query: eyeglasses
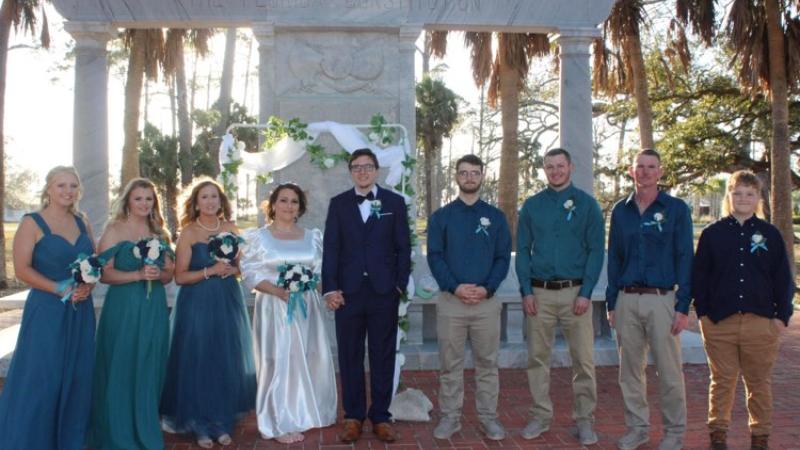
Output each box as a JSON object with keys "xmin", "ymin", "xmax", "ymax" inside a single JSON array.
[
  {"xmin": 350, "ymin": 164, "xmax": 376, "ymax": 173},
  {"xmin": 457, "ymin": 170, "xmax": 482, "ymax": 178}
]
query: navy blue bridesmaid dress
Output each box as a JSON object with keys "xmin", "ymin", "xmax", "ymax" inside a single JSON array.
[{"xmin": 0, "ymin": 212, "xmax": 96, "ymax": 450}]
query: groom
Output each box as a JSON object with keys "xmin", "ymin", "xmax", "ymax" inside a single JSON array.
[{"xmin": 322, "ymin": 148, "xmax": 412, "ymax": 443}]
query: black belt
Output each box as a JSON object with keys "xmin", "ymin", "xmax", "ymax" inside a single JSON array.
[
  {"xmin": 622, "ymin": 286, "xmax": 673, "ymax": 295},
  {"xmin": 531, "ymin": 279, "xmax": 582, "ymax": 290}
]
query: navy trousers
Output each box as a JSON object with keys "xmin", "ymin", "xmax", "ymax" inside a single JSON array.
[{"xmin": 335, "ymin": 281, "xmax": 399, "ymax": 424}]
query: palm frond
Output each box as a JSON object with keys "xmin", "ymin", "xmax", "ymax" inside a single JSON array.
[
  {"xmin": 188, "ymin": 29, "xmax": 214, "ymax": 57},
  {"xmin": 163, "ymin": 29, "xmax": 185, "ymax": 80},
  {"xmin": 525, "ymin": 33, "xmax": 550, "ymax": 59},
  {"xmin": 726, "ymin": 0, "xmax": 768, "ymax": 92},
  {"xmin": 606, "ymin": 0, "xmax": 644, "ymax": 48},
  {"xmin": 143, "ymin": 29, "xmax": 166, "ymax": 82},
  {"xmin": 676, "ymin": 0, "xmax": 716, "ymax": 45},
  {"xmin": 498, "ymin": 32, "xmax": 531, "ymax": 82},
  {"xmin": 487, "ymin": 56, "xmax": 501, "ymax": 108},
  {"xmin": 430, "ymin": 31, "xmax": 448, "ymax": 58},
  {"xmin": 785, "ymin": 14, "xmax": 800, "ymax": 91},
  {"xmin": 464, "ymin": 31, "xmax": 493, "ymax": 88},
  {"xmin": 39, "ymin": 6, "xmax": 50, "ymax": 49},
  {"xmin": 593, "ymin": 38, "xmax": 611, "ymax": 94}
]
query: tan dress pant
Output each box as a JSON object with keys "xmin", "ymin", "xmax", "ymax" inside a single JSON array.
[
  {"xmin": 699, "ymin": 313, "xmax": 781, "ymax": 436},
  {"xmin": 436, "ymin": 292, "xmax": 502, "ymax": 421},
  {"xmin": 615, "ymin": 291, "xmax": 686, "ymax": 437},
  {"xmin": 525, "ymin": 285, "xmax": 596, "ymax": 424}
]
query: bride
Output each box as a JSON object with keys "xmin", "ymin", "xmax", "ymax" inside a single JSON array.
[{"xmin": 240, "ymin": 182, "xmax": 337, "ymax": 444}]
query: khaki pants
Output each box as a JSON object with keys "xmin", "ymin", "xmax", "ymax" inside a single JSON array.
[
  {"xmin": 436, "ymin": 292, "xmax": 502, "ymax": 421},
  {"xmin": 699, "ymin": 313, "xmax": 781, "ymax": 436},
  {"xmin": 615, "ymin": 291, "xmax": 686, "ymax": 437},
  {"xmin": 526, "ymin": 285, "xmax": 596, "ymax": 424}
]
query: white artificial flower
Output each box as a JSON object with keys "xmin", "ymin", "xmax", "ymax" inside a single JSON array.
[
  {"xmin": 654, "ymin": 212, "xmax": 664, "ymax": 222},
  {"xmin": 146, "ymin": 241, "xmax": 160, "ymax": 261},
  {"xmin": 564, "ymin": 199, "xmax": 574, "ymax": 209},
  {"xmin": 220, "ymin": 244, "xmax": 233, "ymax": 255},
  {"xmin": 323, "ymin": 158, "xmax": 335, "ymax": 168},
  {"xmin": 752, "ymin": 233, "xmax": 764, "ymax": 243},
  {"xmin": 289, "ymin": 281, "xmax": 300, "ymax": 292},
  {"xmin": 480, "ymin": 217, "xmax": 491, "ymax": 227},
  {"xmin": 80, "ymin": 259, "xmax": 92, "ymax": 272},
  {"xmin": 300, "ymin": 274, "xmax": 309, "ymax": 282},
  {"xmin": 372, "ymin": 200, "xmax": 382, "ymax": 209},
  {"xmin": 132, "ymin": 246, "xmax": 141, "ymax": 259}
]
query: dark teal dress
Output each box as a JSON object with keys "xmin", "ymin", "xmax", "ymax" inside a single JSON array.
[
  {"xmin": 160, "ymin": 242, "xmax": 256, "ymax": 439},
  {"xmin": 89, "ymin": 240, "xmax": 170, "ymax": 450},
  {"xmin": 0, "ymin": 212, "xmax": 96, "ymax": 450}
]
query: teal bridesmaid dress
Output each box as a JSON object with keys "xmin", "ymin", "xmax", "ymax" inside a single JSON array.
[{"xmin": 89, "ymin": 240, "xmax": 170, "ymax": 450}]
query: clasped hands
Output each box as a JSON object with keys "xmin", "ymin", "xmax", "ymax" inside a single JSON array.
[{"xmin": 454, "ymin": 283, "xmax": 488, "ymax": 305}]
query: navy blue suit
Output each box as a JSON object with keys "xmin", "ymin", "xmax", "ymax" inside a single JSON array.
[{"xmin": 322, "ymin": 185, "xmax": 411, "ymax": 424}]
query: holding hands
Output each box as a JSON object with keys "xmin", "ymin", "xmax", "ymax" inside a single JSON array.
[{"xmin": 325, "ymin": 291, "xmax": 345, "ymax": 310}]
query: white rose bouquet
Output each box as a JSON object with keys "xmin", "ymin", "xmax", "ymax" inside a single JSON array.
[
  {"xmin": 207, "ymin": 232, "xmax": 245, "ymax": 264},
  {"xmin": 276, "ymin": 262, "xmax": 320, "ymax": 323},
  {"xmin": 132, "ymin": 237, "xmax": 175, "ymax": 298}
]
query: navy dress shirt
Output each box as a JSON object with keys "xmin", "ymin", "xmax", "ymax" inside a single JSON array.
[
  {"xmin": 606, "ymin": 191, "xmax": 694, "ymax": 313},
  {"xmin": 426, "ymin": 198, "xmax": 511, "ymax": 297},
  {"xmin": 692, "ymin": 215, "xmax": 794, "ymax": 325}
]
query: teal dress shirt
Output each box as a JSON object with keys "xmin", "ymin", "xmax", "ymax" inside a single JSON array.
[{"xmin": 515, "ymin": 183, "xmax": 605, "ymax": 299}]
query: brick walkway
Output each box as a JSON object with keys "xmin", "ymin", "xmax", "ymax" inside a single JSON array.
[{"xmin": 1, "ymin": 320, "xmax": 798, "ymax": 449}]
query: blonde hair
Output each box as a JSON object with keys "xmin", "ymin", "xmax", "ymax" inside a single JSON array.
[
  {"xmin": 721, "ymin": 170, "xmax": 765, "ymax": 218},
  {"xmin": 40, "ymin": 166, "xmax": 83, "ymax": 213},
  {"xmin": 179, "ymin": 177, "xmax": 233, "ymax": 230},
  {"xmin": 109, "ymin": 178, "xmax": 171, "ymax": 243}
]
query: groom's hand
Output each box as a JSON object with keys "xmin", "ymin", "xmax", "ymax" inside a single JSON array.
[{"xmin": 325, "ymin": 291, "xmax": 345, "ymax": 310}]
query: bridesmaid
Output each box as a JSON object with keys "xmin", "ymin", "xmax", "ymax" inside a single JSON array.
[
  {"xmin": 89, "ymin": 178, "xmax": 174, "ymax": 450},
  {"xmin": 240, "ymin": 183, "xmax": 337, "ymax": 444},
  {"xmin": 160, "ymin": 178, "xmax": 256, "ymax": 448},
  {"xmin": 0, "ymin": 166, "xmax": 96, "ymax": 449}
]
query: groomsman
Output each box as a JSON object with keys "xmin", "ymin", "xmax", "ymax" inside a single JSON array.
[
  {"xmin": 322, "ymin": 148, "xmax": 411, "ymax": 443},
  {"xmin": 606, "ymin": 148, "xmax": 692, "ymax": 450},
  {"xmin": 515, "ymin": 147, "xmax": 605, "ymax": 445},
  {"xmin": 427, "ymin": 154, "xmax": 511, "ymax": 441}
]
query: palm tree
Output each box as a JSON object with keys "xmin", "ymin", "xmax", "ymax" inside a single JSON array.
[
  {"xmin": 121, "ymin": 29, "xmax": 165, "ymax": 188},
  {"xmin": 0, "ymin": 0, "xmax": 51, "ymax": 288},
  {"xmin": 430, "ymin": 31, "xmax": 549, "ymax": 239},
  {"xmin": 164, "ymin": 29, "xmax": 212, "ymax": 187},
  {"xmin": 416, "ymin": 75, "xmax": 459, "ymax": 217},
  {"xmin": 722, "ymin": 0, "xmax": 799, "ymax": 266}
]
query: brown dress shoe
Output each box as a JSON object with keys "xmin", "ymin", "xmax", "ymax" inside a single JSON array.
[
  {"xmin": 709, "ymin": 430, "xmax": 727, "ymax": 450},
  {"xmin": 373, "ymin": 422, "xmax": 397, "ymax": 442},
  {"xmin": 339, "ymin": 419, "xmax": 362, "ymax": 443},
  {"xmin": 750, "ymin": 434, "xmax": 769, "ymax": 450}
]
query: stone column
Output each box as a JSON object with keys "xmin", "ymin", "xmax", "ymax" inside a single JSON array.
[
  {"xmin": 556, "ymin": 29, "xmax": 598, "ymax": 195},
  {"xmin": 252, "ymin": 23, "xmax": 276, "ymax": 226},
  {"xmin": 64, "ymin": 22, "xmax": 115, "ymax": 234}
]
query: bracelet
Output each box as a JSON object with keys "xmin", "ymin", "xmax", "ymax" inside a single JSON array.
[{"xmin": 203, "ymin": 267, "xmax": 209, "ymax": 280}]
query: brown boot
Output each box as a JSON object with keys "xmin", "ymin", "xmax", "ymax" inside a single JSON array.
[
  {"xmin": 339, "ymin": 419, "xmax": 362, "ymax": 443},
  {"xmin": 708, "ymin": 430, "xmax": 727, "ymax": 450},
  {"xmin": 750, "ymin": 434, "xmax": 769, "ymax": 450}
]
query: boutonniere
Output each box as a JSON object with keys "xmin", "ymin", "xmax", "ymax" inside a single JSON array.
[
  {"xmin": 475, "ymin": 217, "xmax": 491, "ymax": 236},
  {"xmin": 370, "ymin": 199, "xmax": 383, "ymax": 219},
  {"xmin": 643, "ymin": 211, "xmax": 666, "ymax": 232},
  {"xmin": 563, "ymin": 198, "xmax": 576, "ymax": 221},
  {"xmin": 750, "ymin": 231, "xmax": 767, "ymax": 253}
]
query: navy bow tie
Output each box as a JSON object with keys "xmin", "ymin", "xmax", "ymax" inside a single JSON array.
[{"xmin": 356, "ymin": 192, "xmax": 375, "ymax": 204}]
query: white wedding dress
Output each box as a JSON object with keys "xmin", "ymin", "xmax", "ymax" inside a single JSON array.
[{"xmin": 240, "ymin": 227, "xmax": 337, "ymax": 438}]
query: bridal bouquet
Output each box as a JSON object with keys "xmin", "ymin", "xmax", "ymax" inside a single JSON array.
[
  {"xmin": 276, "ymin": 262, "xmax": 319, "ymax": 323},
  {"xmin": 207, "ymin": 232, "xmax": 244, "ymax": 264},
  {"xmin": 132, "ymin": 237, "xmax": 174, "ymax": 298}
]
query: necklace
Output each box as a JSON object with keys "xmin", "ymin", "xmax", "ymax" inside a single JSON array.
[{"xmin": 196, "ymin": 217, "xmax": 221, "ymax": 232}]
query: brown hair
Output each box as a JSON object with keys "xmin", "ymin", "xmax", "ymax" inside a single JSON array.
[
  {"xmin": 721, "ymin": 170, "xmax": 764, "ymax": 218},
  {"xmin": 179, "ymin": 178, "xmax": 233, "ymax": 230},
  {"xmin": 261, "ymin": 183, "xmax": 307, "ymax": 222},
  {"xmin": 109, "ymin": 178, "xmax": 171, "ymax": 243}
]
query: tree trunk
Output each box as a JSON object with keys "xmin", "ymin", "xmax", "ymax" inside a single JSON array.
[
  {"xmin": 0, "ymin": 0, "xmax": 13, "ymax": 288},
  {"xmin": 165, "ymin": 182, "xmax": 178, "ymax": 238},
  {"xmin": 175, "ymin": 34, "xmax": 193, "ymax": 186},
  {"xmin": 121, "ymin": 30, "xmax": 146, "ymax": 188},
  {"xmin": 498, "ymin": 61, "xmax": 520, "ymax": 240},
  {"xmin": 211, "ymin": 28, "xmax": 237, "ymax": 177},
  {"xmin": 764, "ymin": 0, "xmax": 795, "ymax": 270},
  {"xmin": 421, "ymin": 32, "xmax": 431, "ymax": 75},
  {"xmin": 625, "ymin": 31, "xmax": 654, "ymax": 149}
]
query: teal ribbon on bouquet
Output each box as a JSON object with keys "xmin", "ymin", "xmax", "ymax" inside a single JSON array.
[
  {"xmin": 56, "ymin": 243, "xmax": 122, "ymax": 309},
  {"xmin": 287, "ymin": 291, "xmax": 308, "ymax": 324}
]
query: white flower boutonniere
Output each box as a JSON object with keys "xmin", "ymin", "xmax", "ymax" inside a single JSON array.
[
  {"xmin": 370, "ymin": 200, "xmax": 383, "ymax": 219},
  {"xmin": 643, "ymin": 211, "xmax": 666, "ymax": 232},
  {"xmin": 475, "ymin": 217, "xmax": 491, "ymax": 236},
  {"xmin": 563, "ymin": 198, "xmax": 576, "ymax": 221},
  {"xmin": 750, "ymin": 231, "xmax": 767, "ymax": 253}
]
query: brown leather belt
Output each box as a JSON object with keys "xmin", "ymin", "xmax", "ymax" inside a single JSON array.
[
  {"xmin": 532, "ymin": 279, "xmax": 582, "ymax": 290},
  {"xmin": 622, "ymin": 286, "xmax": 673, "ymax": 295}
]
